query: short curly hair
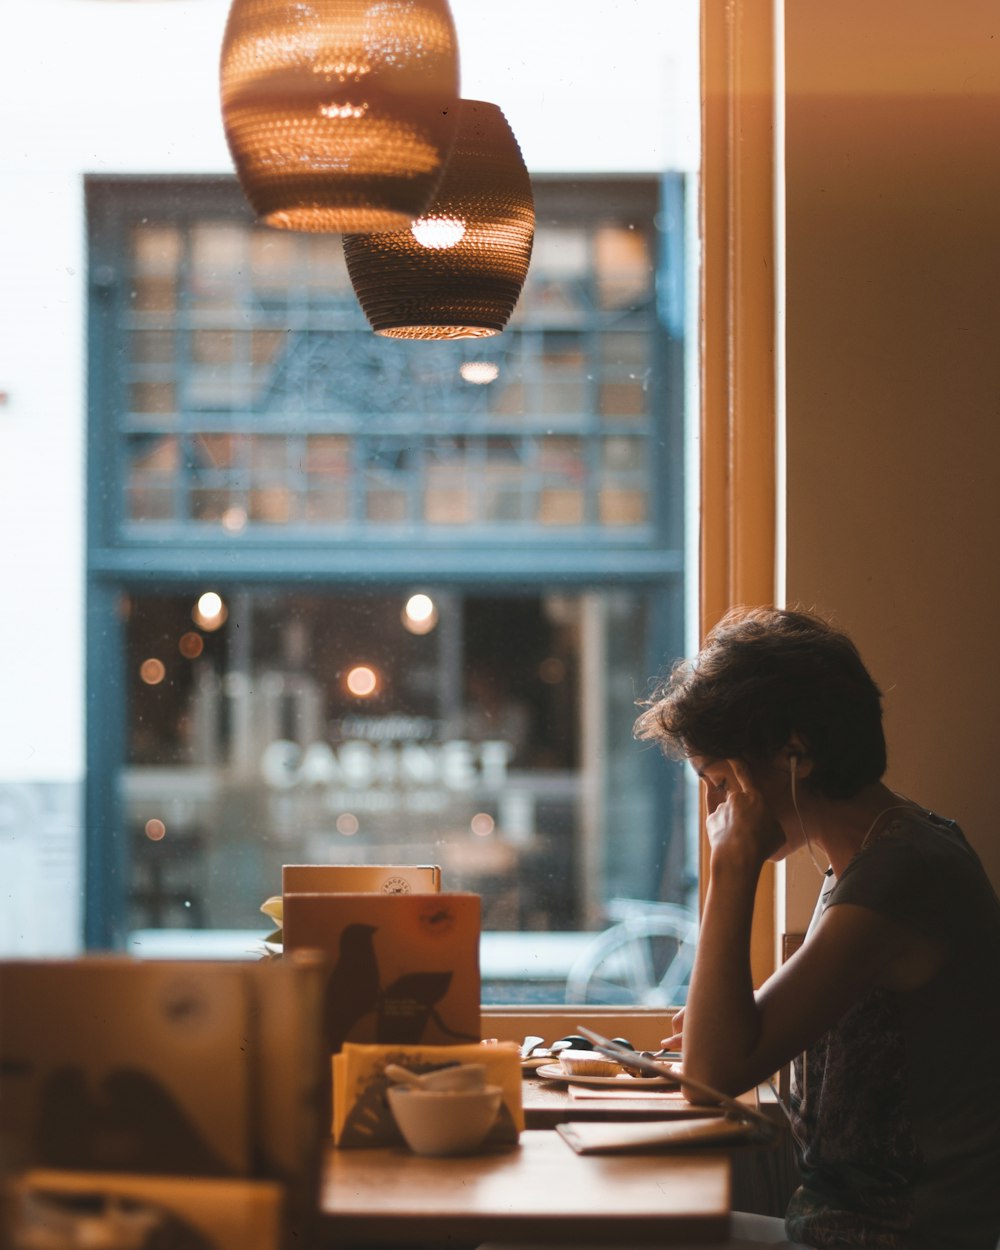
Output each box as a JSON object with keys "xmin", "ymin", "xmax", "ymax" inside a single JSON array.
[{"xmin": 633, "ymin": 606, "xmax": 886, "ymax": 799}]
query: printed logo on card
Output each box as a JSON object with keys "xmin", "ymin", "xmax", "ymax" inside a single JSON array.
[{"xmin": 381, "ymin": 877, "xmax": 412, "ymax": 894}]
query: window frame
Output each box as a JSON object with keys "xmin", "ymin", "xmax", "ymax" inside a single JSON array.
[{"xmin": 701, "ymin": 0, "xmax": 780, "ymax": 984}]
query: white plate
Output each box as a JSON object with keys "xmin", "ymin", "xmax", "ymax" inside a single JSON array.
[{"xmin": 534, "ymin": 1063, "xmax": 678, "ymax": 1089}]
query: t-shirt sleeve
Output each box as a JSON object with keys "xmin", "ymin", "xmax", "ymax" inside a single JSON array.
[{"xmin": 828, "ymin": 822, "xmax": 989, "ymax": 949}]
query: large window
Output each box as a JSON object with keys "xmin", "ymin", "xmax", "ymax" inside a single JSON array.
[{"xmin": 86, "ymin": 175, "xmax": 692, "ymax": 1001}]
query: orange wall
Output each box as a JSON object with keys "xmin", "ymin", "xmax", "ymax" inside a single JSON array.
[{"xmin": 784, "ymin": 0, "xmax": 1000, "ymax": 891}]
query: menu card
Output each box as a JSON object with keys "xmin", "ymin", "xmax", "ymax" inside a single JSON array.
[
  {"xmin": 557, "ymin": 1117, "xmax": 758, "ymax": 1154},
  {"xmin": 0, "ymin": 956, "xmax": 328, "ymax": 1189},
  {"xmin": 282, "ymin": 891, "xmax": 481, "ymax": 1055},
  {"xmin": 282, "ymin": 863, "xmax": 441, "ymax": 894}
]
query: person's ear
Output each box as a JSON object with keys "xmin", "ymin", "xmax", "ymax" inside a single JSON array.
[{"xmin": 783, "ymin": 735, "xmax": 813, "ymax": 779}]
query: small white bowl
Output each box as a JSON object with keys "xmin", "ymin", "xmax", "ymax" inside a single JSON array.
[{"xmin": 387, "ymin": 1084, "xmax": 503, "ymax": 1157}]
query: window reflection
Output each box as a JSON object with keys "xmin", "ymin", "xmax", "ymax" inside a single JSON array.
[
  {"xmin": 119, "ymin": 194, "xmax": 657, "ymax": 537},
  {"xmin": 125, "ymin": 590, "xmax": 605, "ymax": 934}
]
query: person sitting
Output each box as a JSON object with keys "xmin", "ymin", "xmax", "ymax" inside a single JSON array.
[{"xmin": 635, "ymin": 606, "xmax": 1000, "ymax": 1250}]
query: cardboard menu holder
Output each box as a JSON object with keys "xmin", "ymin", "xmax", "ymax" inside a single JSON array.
[
  {"xmin": 332, "ymin": 1041, "xmax": 523, "ymax": 1148},
  {"xmin": 282, "ymin": 863, "xmax": 441, "ymax": 894},
  {"xmin": 0, "ymin": 955, "xmax": 329, "ymax": 1202},
  {"xmin": 281, "ymin": 891, "xmax": 481, "ymax": 1056},
  {"xmin": 6, "ymin": 1171, "xmax": 285, "ymax": 1250}
]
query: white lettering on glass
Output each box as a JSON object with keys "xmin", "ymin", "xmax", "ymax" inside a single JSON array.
[{"xmin": 259, "ymin": 738, "xmax": 512, "ymax": 793}]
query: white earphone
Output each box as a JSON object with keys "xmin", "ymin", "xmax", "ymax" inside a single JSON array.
[{"xmin": 788, "ymin": 750, "xmax": 826, "ymax": 876}]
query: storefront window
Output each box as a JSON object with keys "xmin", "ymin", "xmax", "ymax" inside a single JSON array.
[
  {"xmin": 125, "ymin": 588, "xmax": 665, "ymax": 926},
  {"xmin": 88, "ymin": 175, "xmax": 693, "ymax": 1002}
]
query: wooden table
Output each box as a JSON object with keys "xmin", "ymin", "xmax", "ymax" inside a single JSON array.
[
  {"xmin": 520, "ymin": 1077, "xmax": 798, "ymax": 1220},
  {"xmin": 319, "ymin": 1129, "xmax": 731, "ymax": 1244}
]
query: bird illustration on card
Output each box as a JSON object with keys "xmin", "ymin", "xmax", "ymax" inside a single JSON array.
[{"xmin": 282, "ymin": 893, "xmax": 482, "ymax": 1052}]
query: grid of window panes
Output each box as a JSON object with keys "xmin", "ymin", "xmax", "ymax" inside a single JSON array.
[{"xmin": 119, "ymin": 196, "xmax": 659, "ymax": 538}]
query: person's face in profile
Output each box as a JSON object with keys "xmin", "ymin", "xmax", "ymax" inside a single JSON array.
[{"xmin": 689, "ymin": 751, "xmax": 806, "ymax": 861}]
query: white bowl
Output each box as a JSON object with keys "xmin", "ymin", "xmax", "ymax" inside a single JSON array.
[{"xmin": 387, "ymin": 1084, "xmax": 503, "ymax": 1156}]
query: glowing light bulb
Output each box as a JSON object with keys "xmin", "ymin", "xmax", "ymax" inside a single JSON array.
[{"xmin": 411, "ymin": 216, "xmax": 466, "ymax": 249}]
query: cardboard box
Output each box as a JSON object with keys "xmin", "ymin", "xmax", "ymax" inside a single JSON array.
[{"xmin": 282, "ymin": 892, "xmax": 481, "ymax": 1053}]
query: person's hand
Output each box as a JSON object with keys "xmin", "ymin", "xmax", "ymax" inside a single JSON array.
[
  {"xmin": 706, "ymin": 759, "xmax": 785, "ymax": 871},
  {"xmin": 661, "ymin": 1006, "xmax": 684, "ymax": 1050}
]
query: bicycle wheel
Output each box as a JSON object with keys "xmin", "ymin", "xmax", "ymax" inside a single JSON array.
[{"xmin": 564, "ymin": 906, "xmax": 697, "ymax": 1006}]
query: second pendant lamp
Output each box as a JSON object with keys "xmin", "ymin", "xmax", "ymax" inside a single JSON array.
[{"xmin": 343, "ymin": 99, "xmax": 535, "ymax": 338}]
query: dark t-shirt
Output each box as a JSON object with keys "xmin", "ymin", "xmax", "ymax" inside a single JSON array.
[{"xmin": 785, "ymin": 810, "xmax": 1000, "ymax": 1250}]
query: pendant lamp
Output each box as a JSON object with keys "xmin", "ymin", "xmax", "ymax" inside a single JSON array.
[
  {"xmin": 343, "ymin": 99, "xmax": 534, "ymax": 338},
  {"xmin": 220, "ymin": 0, "xmax": 460, "ymax": 233}
]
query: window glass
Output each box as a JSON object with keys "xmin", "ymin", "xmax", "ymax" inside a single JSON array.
[
  {"xmin": 117, "ymin": 205, "xmax": 659, "ymax": 539},
  {"xmin": 124, "ymin": 587, "xmax": 680, "ymax": 999},
  {"xmin": 90, "ymin": 176, "xmax": 693, "ymax": 1005}
]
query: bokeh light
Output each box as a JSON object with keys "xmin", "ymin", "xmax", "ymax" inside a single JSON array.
[
  {"xmin": 345, "ymin": 665, "xmax": 379, "ymax": 697},
  {"xmin": 222, "ymin": 506, "xmax": 247, "ymax": 533},
  {"xmin": 539, "ymin": 656, "xmax": 566, "ymax": 684},
  {"xmin": 145, "ymin": 818, "xmax": 166, "ymax": 841},
  {"xmin": 178, "ymin": 631, "xmax": 204, "ymax": 659},
  {"xmin": 402, "ymin": 592, "xmax": 438, "ymax": 635},
  {"xmin": 193, "ymin": 591, "xmax": 227, "ymax": 631},
  {"xmin": 140, "ymin": 658, "xmax": 166, "ymax": 685},
  {"xmin": 336, "ymin": 812, "xmax": 360, "ymax": 836},
  {"xmin": 471, "ymin": 812, "xmax": 495, "ymax": 837}
]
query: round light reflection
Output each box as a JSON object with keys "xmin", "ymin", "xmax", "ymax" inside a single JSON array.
[
  {"xmin": 140, "ymin": 658, "xmax": 166, "ymax": 685},
  {"xmin": 179, "ymin": 631, "xmax": 204, "ymax": 659},
  {"xmin": 145, "ymin": 818, "xmax": 166, "ymax": 841},
  {"xmin": 538, "ymin": 656, "xmax": 566, "ymax": 684},
  {"xmin": 346, "ymin": 665, "xmax": 379, "ymax": 698},
  {"xmin": 470, "ymin": 812, "xmax": 495, "ymax": 837},
  {"xmin": 222, "ymin": 506, "xmax": 247, "ymax": 534},
  {"xmin": 336, "ymin": 812, "xmax": 360, "ymax": 836}
]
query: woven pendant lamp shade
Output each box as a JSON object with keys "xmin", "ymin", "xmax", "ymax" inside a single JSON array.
[
  {"xmin": 220, "ymin": 0, "xmax": 460, "ymax": 233},
  {"xmin": 343, "ymin": 99, "xmax": 534, "ymax": 338}
]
